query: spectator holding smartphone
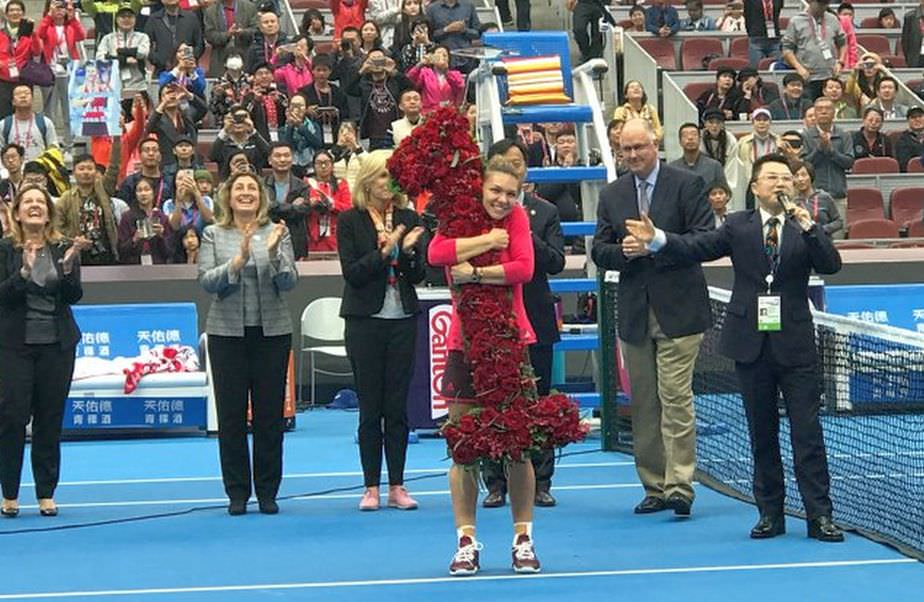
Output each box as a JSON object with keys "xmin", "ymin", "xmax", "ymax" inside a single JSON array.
[
  {"xmin": 298, "ymin": 55, "xmax": 350, "ymax": 145},
  {"xmin": 144, "ymin": 0, "xmax": 203, "ymax": 76},
  {"xmin": 406, "ymin": 45, "xmax": 464, "ymax": 113},
  {"xmin": 210, "ymin": 105, "xmax": 271, "ymax": 180},
  {"xmin": 274, "ymin": 36, "xmax": 314, "ymax": 96},
  {"xmin": 349, "ymin": 48, "xmax": 412, "ymax": 150},
  {"xmin": 209, "ymin": 54, "xmax": 253, "ymax": 126},
  {"xmin": 280, "ymin": 93, "xmax": 323, "ymax": 175}
]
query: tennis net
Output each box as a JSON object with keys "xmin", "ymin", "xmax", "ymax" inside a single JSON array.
[{"xmin": 598, "ymin": 274, "xmax": 924, "ymax": 560}]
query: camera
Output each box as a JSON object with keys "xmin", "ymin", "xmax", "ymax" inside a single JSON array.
[
  {"xmin": 371, "ymin": 57, "xmax": 386, "ymax": 68},
  {"xmin": 181, "ymin": 47, "xmax": 194, "ymax": 60},
  {"xmin": 232, "ymin": 112, "xmax": 247, "ymax": 124}
]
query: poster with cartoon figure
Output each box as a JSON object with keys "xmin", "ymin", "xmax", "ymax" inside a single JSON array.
[{"xmin": 69, "ymin": 61, "xmax": 121, "ymax": 138}]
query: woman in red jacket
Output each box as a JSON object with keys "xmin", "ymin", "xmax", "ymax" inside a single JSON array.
[
  {"xmin": 0, "ymin": 1, "xmax": 44, "ymax": 119},
  {"xmin": 37, "ymin": 0, "xmax": 86, "ymax": 149},
  {"xmin": 305, "ymin": 149, "xmax": 352, "ymax": 253}
]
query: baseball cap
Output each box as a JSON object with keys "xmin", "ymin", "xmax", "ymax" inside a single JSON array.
[{"xmin": 751, "ymin": 107, "xmax": 772, "ymax": 121}]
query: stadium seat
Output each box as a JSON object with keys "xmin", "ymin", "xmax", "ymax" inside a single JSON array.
[
  {"xmin": 881, "ymin": 54, "xmax": 906, "ymax": 68},
  {"xmin": 681, "ymin": 38, "xmax": 724, "ymax": 70},
  {"xmin": 779, "ymin": 16, "xmax": 789, "ymax": 29},
  {"xmin": 757, "ymin": 57, "xmax": 776, "ymax": 70},
  {"xmin": 684, "ymin": 82, "xmax": 714, "ymax": 103},
  {"xmin": 846, "ymin": 188, "xmax": 885, "ymax": 224},
  {"xmin": 848, "ymin": 218, "xmax": 901, "ymax": 239},
  {"xmin": 908, "ymin": 221, "xmax": 924, "ymax": 237},
  {"xmin": 288, "ymin": 0, "xmax": 329, "ymax": 9},
  {"xmin": 729, "ymin": 37, "xmax": 749, "ymax": 60},
  {"xmin": 889, "ymin": 188, "xmax": 924, "ymax": 229},
  {"xmin": 856, "ymin": 34, "xmax": 892, "ymax": 56},
  {"xmin": 907, "ymin": 158, "xmax": 924, "ymax": 173},
  {"xmin": 707, "ymin": 57, "xmax": 749, "ymax": 71},
  {"xmin": 859, "ymin": 17, "xmax": 881, "ymax": 29},
  {"xmin": 852, "ymin": 156, "xmax": 899, "ymax": 174},
  {"xmin": 314, "ymin": 40, "xmax": 336, "ymax": 55},
  {"xmin": 888, "ymin": 241, "xmax": 924, "ymax": 248},
  {"xmin": 638, "ymin": 38, "xmax": 677, "ymax": 70},
  {"xmin": 836, "ymin": 242, "xmax": 876, "ymax": 249}
]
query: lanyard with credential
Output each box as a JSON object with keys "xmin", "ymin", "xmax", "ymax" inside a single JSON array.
[{"xmin": 806, "ymin": 15, "xmax": 826, "ymax": 42}]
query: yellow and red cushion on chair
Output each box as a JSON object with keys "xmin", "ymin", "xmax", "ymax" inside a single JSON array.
[{"xmin": 501, "ymin": 55, "xmax": 572, "ymax": 106}]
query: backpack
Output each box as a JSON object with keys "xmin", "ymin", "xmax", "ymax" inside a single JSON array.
[
  {"xmin": 34, "ymin": 147, "xmax": 71, "ymax": 198},
  {"xmin": 2, "ymin": 114, "xmax": 48, "ymax": 147}
]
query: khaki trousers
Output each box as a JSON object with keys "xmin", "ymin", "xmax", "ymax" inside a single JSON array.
[{"xmin": 620, "ymin": 309, "xmax": 703, "ymax": 501}]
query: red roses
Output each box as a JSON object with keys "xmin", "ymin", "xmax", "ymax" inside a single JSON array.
[{"xmin": 388, "ymin": 108, "xmax": 588, "ymax": 465}]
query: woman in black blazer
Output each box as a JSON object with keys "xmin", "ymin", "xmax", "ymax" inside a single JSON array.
[
  {"xmin": 0, "ymin": 185, "xmax": 83, "ymax": 518},
  {"xmin": 337, "ymin": 149, "xmax": 426, "ymax": 512}
]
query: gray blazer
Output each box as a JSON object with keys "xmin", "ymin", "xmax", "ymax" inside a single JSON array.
[
  {"xmin": 203, "ymin": 0, "xmax": 259, "ymax": 78},
  {"xmin": 198, "ymin": 223, "xmax": 298, "ymax": 337}
]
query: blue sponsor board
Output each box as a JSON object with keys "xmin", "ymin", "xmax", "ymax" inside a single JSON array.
[
  {"xmin": 72, "ymin": 303, "xmax": 199, "ymax": 359},
  {"xmin": 825, "ymin": 285, "xmax": 924, "ymax": 334},
  {"xmin": 64, "ymin": 397, "xmax": 207, "ymax": 430}
]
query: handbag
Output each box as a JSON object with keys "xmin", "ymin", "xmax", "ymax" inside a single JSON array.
[{"xmin": 20, "ymin": 59, "xmax": 55, "ymax": 88}]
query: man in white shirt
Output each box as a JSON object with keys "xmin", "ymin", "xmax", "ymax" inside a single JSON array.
[
  {"xmin": 391, "ymin": 89, "xmax": 423, "ymax": 147},
  {"xmin": 0, "ymin": 85, "xmax": 58, "ymax": 162}
]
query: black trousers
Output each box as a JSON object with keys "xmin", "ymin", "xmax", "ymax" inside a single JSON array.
[
  {"xmin": 0, "ymin": 344, "xmax": 75, "ymax": 500},
  {"xmin": 208, "ymin": 328, "xmax": 291, "ymax": 503},
  {"xmin": 345, "ymin": 316, "xmax": 417, "ymax": 488},
  {"xmin": 0, "ymin": 81, "xmax": 16, "ymax": 120},
  {"xmin": 483, "ymin": 343, "xmax": 556, "ymax": 494},
  {"xmin": 572, "ymin": 2, "xmax": 605, "ymax": 62},
  {"xmin": 735, "ymin": 338, "xmax": 833, "ymax": 520},
  {"xmin": 496, "ymin": 0, "xmax": 531, "ymax": 31}
]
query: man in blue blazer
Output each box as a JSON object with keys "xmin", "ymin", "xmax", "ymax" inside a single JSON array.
[
  {"xmin": 592, "ymin": 119, "xmax": 713, "ymax": 517},
  {"xmin": 625, "ymin": 152, "xmax": 844, "ymax": 542}
]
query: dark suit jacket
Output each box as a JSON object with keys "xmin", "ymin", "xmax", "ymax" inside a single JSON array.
[
  {"xmin": 337, "ymin": 207, "xmax": 426, "ymax": 317},
  {"xmin": 144, "ymin": 10, "xmax": 205, "ymax": 74},
  {"xmin": 902, "ymin": 7, "xmax": 924, "ymax": 69},
  {"xmin": 591, "ymin": 162, "xmax": 713, "ymax": 344},
  {"xmin": 264, "ymin": 174, "xmax": 310, "ymax": 259},
  {"xmin": 662, "ymin": 210, "xmax": 841, "ymax": 367},
  {"xmin": 523, "ymin": 192, "xmax": 565, "ymax": 346},
  {"xmin": 0, "ymin": 239, "xmax": 82, "ymax": 350}
]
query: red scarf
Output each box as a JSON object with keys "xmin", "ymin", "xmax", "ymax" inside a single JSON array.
[{"xmin": 263, "ymin": 94, "xmax": 278, "ymax": 129}]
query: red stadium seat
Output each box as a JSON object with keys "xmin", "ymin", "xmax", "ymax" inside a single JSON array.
[
  {"xmin": 889, "ymin": 241, "xmax": 924, "ymax": 248},
  {"xmin": 852, "ymin": 156, "xmax": 899, "ymax": 174},
  {"xmin": 856, "ymin": 34, "xmax": 892, "ymax": 56},
  {"xmin": 836, "ymin": 242, "xmax": 876, "ymax": 249},
  {"xmin": 908, "ymin": 221, "xmax": 924, "ymax": 237},
  {"xmin": 778, "ymin": 16, "xmax": 789, "ymax": 29},
  {"xmin": 680, "ymin": 38, "xmax": 724, "ymax": 70},
  {"xmin": 882, "ymin": 54, "xmax": 906, "ymax": 68},
  {"xmin": 288, "ymin": 0, "xmax": 330, "ymax": 9},
  {"xmin": 907, "ymin": 158, "xmax": 924, "ymax": 173},
  {"xmin": 638, "ymin": 38, "xmax": 676, "ymax": 70},
  {"xmin": 846, "ymin": 188, "xmax": 885, "ymax": 224},
  {"xmin": 684, "ymin": 82, "xmax": 714, "ymax": 103},
  {"xmin": 757, "ymin": 57, "xmax": 776, "ymax": 70},
  {"xmin": 890, "ymin": 188, "xmax": 924, "ymax": 228},
  {"xmin": 729, "ymin": 37, "xmax": 749, "ymax": 60},
  {"xmin": 859, "ymin": 17, "xmax": 881, "ymax": 29},
  {"xmin": 848, "ymin": 218, "xmax": 901, "ymax": 239},
  {"xmin": 707, "ymin": 57, "xmax": 749, "ymax": 72}
]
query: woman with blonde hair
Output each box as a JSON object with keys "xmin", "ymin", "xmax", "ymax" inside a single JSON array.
[
  {"xmin": 337, "ymin": 149, "xmax": 426, "ymax": 512},
  {"xmin": 0, "ymin": 185, "xmax": 83, "ymax": 518},
  {"xmin": 198, "ymin": 172, "xmax": 298, "ymax": 516}
]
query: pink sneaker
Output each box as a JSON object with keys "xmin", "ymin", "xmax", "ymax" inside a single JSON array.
[
  {"xmin": 387, "ymin": 485, "xmax": 419, "ymax": 510},
  {"xmin": 359, "ymin": 487, "xmax": 380, "ymax": 511}
]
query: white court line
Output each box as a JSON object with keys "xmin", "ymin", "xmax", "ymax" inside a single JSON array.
[
  {"xmin": 0, "ymin": 558, "xmax": 914, "ymax": 600},
  {"xmin": 16, "ymin": 483, "xmax": 642, "ymax": 510},
  {"xmin": 22, "ymin": 461, "xmax": 636, "ymax": 488}
]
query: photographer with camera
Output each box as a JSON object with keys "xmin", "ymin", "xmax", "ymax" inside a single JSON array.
[
  {"xmin": 0, "ymin": 1, "xmax": 43, "ymax": 120},
  {"xmin": 96, "ymin": 5, "xmax": 150, "ymax": 94},
  {"xmin": 243, "ymin": 63, "xmax": 289, "ymax": 143},
  {"xmin": 406, "ymin": 45, "xmax": 464, "ymax": 113},
  {"xmin": 280, "ymin": 94, "xmax": 323, "ymax": 175},
  {"xmin": 274, "ymin": 35, "xmax": 314, "ymax": 96},
  {"xmin": 157, "ymin": 44, "xmax": 208, "ymax": 124},
  {"xmin": 349, "ymin": 48, "xmax": 412, "ymax": 150},
  {"xmin": 209, "ymin": 54, "xmax": 253, "ymax": 126},
  {"xmin": 145, "ymin": 82, "xmax": 204, "ymax": 166},
  {"xmin": 298, "ymin": 55, "xmax": 350, "ymax": 145},
  {"xmin": 210, "ymin": 104, "xmax": 270, "ymax": 180},
  {"xmin": 203, "ymin": 0, "xmax": 258, "ymax": 78},
  {"xmin": 144, "ymin": 0, "xmax": 203, "ymax": 76}
]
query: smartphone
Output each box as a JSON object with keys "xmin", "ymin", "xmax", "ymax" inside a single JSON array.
[
  {"xmin": 181, "ymin": 47, "xmax": 194, "ymax": 60},
  {"xmin": 232, "ymin": 112, "xmax": 247, "ymax": 124},
  {"xmin": 372, "ymin": 57, "xmax": 386, "ymax": 67}
]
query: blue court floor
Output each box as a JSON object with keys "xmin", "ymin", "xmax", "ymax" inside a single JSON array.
[{"xmin": 0, "ymin": 409, "xmax": 921, "ymax": 601}]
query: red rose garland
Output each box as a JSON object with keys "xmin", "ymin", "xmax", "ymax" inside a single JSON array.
[{"xmin": 388, "ymin": 107, "xmax": 588, "ymax": 464}]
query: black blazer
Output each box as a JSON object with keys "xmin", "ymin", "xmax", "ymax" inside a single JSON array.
[
  {"xmin": 902, "ymin": 7, "xmax": 924, "ymax": 69},
  {"xmin": 0, "ymin": 239, "xmax": 82, "ymax": 350},
  {"xmin": 337, "ymin": 207, "xmax": 426, "ymax": 317},
  {"xmin": 523, "ymin": 193, "xmax": 565, "ymax": 346},
  {"xmin": 144, "ymin": 10, "xmax": 205, "ymax": 74},
  {"xmin": 265, "ymin": 174, "xmax": 311, "ymax": 260},
  {"xmin": 592, "ymin": 162, "xmax": 714, "ymax": 344},
  {"xmin": 663, "ymin": 210, "xmax": 842, "ymax": 367}
]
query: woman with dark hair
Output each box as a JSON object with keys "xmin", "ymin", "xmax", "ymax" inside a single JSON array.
[
  {"xmin": 845, "ymin": 52, "xmax": 885, "ymax": 108},
  {"xmin": 359, "ymin": 20, "xmax": 383, "ymax": 57},
  {"xmin": 791, "ymin": 159, "xmax": 843, "ymax": 239},
  {"xmin": 301, "ymin": 9, "xmax": 332, "ymax": 37},
  {"xmin": 391, "ymin": 0, "xmax": 423, "ymax": 54},
  {"xmin": 696, "ymin": 67, "xmax": 741, "ymax": 121},
  {"xmin": 37, "ymin": 0, "xmax": 85, "ymax": 150},
  {"xmin": 406, "ymin": 45, "xmax": 465, "ymax": 112},
  {"xmin": 626, "ymin": 4, "xmax": 646, "ymax": 33},
  {"xmin": 396, "ymin": 17, "xmax": 433, "ymax": 72},
  {"xmin": 877, "ymin": 8, "xmax": 897, "ymax": 29},
  {"xmin": 199, "ymin": 171, "xmax": 297, "ymax": 516},
  {"xmin": 173, "ymin": 223, "xmax": 200, "ymax": 264},
  {"xmin": 368, "ymin": 0, "xmax": 402, "ymax": 49},
  {"xmin": 612, "ymin": 80, "xmax": 663, "ymax": 143},
  {"xmin": 117, "ymin": 178, "xmax": 173, "ymax": 265},
  {"xmin": 0, "ymin": 1, "xmax": 42, "ymax": 119},
  {"xmin": 157, "ymin": 43, "xmax": 207, "ymax": 103},
  {"xmin": 306, "ymin": 149, "xmax": 352, "ymax": 253},
  {"xmin": 0, "ymin": 185, "xmax": 83, "ymax": 518}
]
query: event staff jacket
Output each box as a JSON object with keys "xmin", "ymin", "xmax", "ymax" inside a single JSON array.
[{"xmin": 0, "ymin": 27, "xmax": 42, "ymax": 83}]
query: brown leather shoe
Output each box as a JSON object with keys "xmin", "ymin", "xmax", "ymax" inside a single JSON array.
[{"xmin": 482, "ymin": 490, "xmax": 506, "ymax": 508}]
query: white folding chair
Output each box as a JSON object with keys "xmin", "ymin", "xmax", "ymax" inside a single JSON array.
[{"xmin": 297, "ymin": 297, "xmax": 352, "ymax": 405}]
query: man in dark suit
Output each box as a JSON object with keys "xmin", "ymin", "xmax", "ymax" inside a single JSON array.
[
  {"xmin": 144, "ymin": 0, "xmax": 205, "ymax": 75},
  {"xmin": 625, "ymin": 153, "xmax": 844, "ymax": 542},
  {"xmin": 591, "ymin": 119, "xmax": 713, "ymax": 517},
  {"xmin": 481, "ymin": 139, "xmax": 566, "ymax": 508},
  {"xmin": 264, "ymin": 141, "xmax": 310, "ymax": 259},
  {"xmin": 901, "ymin": 1, "xmax": 924, "ymax": 69}
]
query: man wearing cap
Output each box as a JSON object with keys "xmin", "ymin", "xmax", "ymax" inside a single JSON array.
[
  {"xmin": 803, "ymin": 96, "xmax": 853, "ymax": 237},
  {"xmin": 736, "ymin": 108, "xmax": 783, "ymax": 182},
  {"xmin": 96, "ymin": 5, "xmax": 150, "ymax": 93},
  {"xmin": 894, "ymin": 106, "xmax": 924, "ymax": 172},
  {"xmin": 696, "ymin": 68, "xmax": 741, "ymax": 122},
  {"xmin": 117, "ymin": 135, "xmax": 174, "ymax": 210},
  {"xmin": 851, "ymin": 107, "xmax": 893, "ymax": 160},
  {"xmin": 900, "ymin": 0, "xmax": 924, "ymax": 69},
  {"xmin": 768, "ymin": 73, "xmax": 813, "ymax": 121},
  {"xmin": 782, "ymin": 0, "xmax": 847, "ymax": 101},
  {"xmin": 162, "ymin": 136, "xmax": 203, "ymax": 188},
  {"xmin": 744, "ymin": 0, "xmax": 783, "ymax": 68},
  {"xmin": 83, "ymin": 0, "xmax": 141, "ymax": 42},
  {"xmin": 700, "ymin": 108, "xmax": 741, "ymax": 205},
  {"xmin": 669, "ymin": 122, "xmax": 727, "ymax": 192}
]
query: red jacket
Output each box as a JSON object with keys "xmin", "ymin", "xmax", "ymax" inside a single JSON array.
[
  {"xmin": 36, "ymin": 15, "xmax": 86, "ymax": 64},
  {"xmin": 331, "ymin": 0, "xmax": 367, "ymax": 41},
  {"xmin": 0, "ymin": 29, "xmax": 43, "ymax": 83}
]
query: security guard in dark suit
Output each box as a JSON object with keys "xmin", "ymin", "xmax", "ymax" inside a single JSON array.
[
  {"xmin": 481, "ymin": 139, "xmax": 566, "ymax": 508},
  {"xmin": 626, "ymin": 153, "xmax": 844, "ymax": 542}
]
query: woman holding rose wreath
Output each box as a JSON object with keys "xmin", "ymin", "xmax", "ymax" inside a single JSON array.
[{"xmin": 392, "ymin": 108, "xmax": 586, "ymax": 577}]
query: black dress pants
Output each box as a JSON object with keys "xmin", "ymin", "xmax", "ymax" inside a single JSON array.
[
  {"xmin": 735, "ymin": 338, "xmax": 833, "ymax": 520},
  {"xmin": 345, "ymin": 316, "xmax": 416, "ymax": 488},
  {"xmin": 0, "ymin": 344, "xmax": 75, "ymax": 500},
  {"xmin": 496, "ymin": 0, "xmax": 531, "ymax": 31},
  {"xmin": 482, "ymin": 343, "xmax": 556, "ymax": 494},
  {"xmin": 0, "ymin": 81, "xmax": 16, "ymax": 120},
  {"xmin": 572, "ymin": 1, "xmax": 604, "ymax": 63},
  {"xmin": 208, "ymin": 327, "xmax": 291, "ymax": 503}
]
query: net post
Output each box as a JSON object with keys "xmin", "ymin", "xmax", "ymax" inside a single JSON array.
[{"xmin": 598, "ymin": 270, "xmax": 620, "ymax": 451}]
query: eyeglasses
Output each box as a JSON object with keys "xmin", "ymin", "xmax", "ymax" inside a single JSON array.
[{"xmin": 758, "ymin": 174, "xmax": 794, "ymax": 184}]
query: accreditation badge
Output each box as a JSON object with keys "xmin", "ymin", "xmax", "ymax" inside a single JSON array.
[{"xmin": 757, "ymin": 295, "xmax": 782, "ymax": 332}]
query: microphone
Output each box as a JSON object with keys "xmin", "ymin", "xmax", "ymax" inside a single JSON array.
[{"xmin": 776, "ymin": 191, "xmax": 797, "ymax": 218}]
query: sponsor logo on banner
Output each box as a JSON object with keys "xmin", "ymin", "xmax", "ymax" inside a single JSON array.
[{"xmin": 429, "ymin": 304, "xmax": 453, "ymax": 420}]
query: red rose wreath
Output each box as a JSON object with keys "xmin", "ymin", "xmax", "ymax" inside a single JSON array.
[{"xmin": 388, "ymin": 107, "xmax": 588, "ymax": 465}]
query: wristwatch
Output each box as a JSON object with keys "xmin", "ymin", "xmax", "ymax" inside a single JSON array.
[{"xmin": 471, "ymin": 266, "xmax": 481, "ymax": 283}]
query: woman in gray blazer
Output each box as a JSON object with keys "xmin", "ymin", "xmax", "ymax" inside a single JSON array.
[{"xmin": 199, "ymin": 171, "xmax": 298, "ymax": 516}]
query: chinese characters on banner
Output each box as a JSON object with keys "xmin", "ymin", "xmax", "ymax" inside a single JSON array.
[{"xmin": 68, "ymin": 60, "xmax": 121, "ymax": 138}]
